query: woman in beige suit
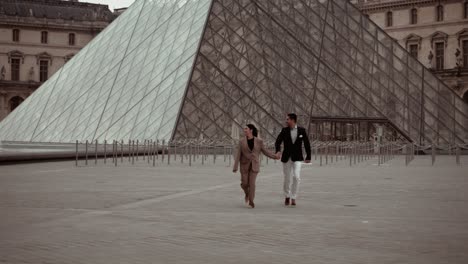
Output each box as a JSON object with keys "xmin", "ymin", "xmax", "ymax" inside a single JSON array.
[{"xmin": 233, "ymin": 124, "xmax": 278, "ymax": 208}]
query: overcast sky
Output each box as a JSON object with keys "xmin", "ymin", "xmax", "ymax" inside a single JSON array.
[{"xmin": 83, "ymin": 0, "xmax": 137, "ymax": 10}]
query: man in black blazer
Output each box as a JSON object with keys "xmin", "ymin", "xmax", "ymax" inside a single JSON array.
[{"xmin": 275, "ymin": 113, "xmax": 311, "ymax": 206}]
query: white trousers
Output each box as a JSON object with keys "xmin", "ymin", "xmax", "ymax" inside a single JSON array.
[{"xmin": 283, "ymin": 160, "xmax": 302, "ymax": 199}]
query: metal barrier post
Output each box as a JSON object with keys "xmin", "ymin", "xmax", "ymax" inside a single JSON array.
[
  {"xmin": 156, "ymin": 140, "xmax": 159, "ymax": 160},
  {"xmin": 181, "ymin": 144, "xmax": 184, "ymax": 164},
  {"xmin": 325, "ymin": 145, "xmax": 328, "ymax": 165},
  {"xmin": 104, "ymin": 140, "xmax": 107, "ymax": 164},
  {"xmin": 112, "ymin": 140, "xmax": 115, "ymax": 164},
  {"xmin": 153, "ymin": 141, "xmax": 156, "ymax": 167},
  {"xmin": 174, "ymin": 141, "xmax": 177, "ymax": 162},
  {"xmin": 85, "ymin": 140, "xmax": 89, "ymax": 166},
  {"xmin": 335, "ymin": 144, "xmax": 338, "ymax": 163},
  {"xmin": 121, "ymin": 140, "xmax": 124, "ymax": 163},
  {"xmin": 147, "ymin": 140, "xmax": 151, "ymax": 164},
  {"xmin": 230, "ymin": 145, "xmax": 234, "ymax": 166},
  {"xmin": 128, "ymin": 140, "xmax": 131, "ymax": 162},
  {"xmin": 168, "ymin": 141, "xmax": 171, "ymax": 165},
  {"xmin": 143, "ymin": 140, "xmax": 146, "ymax": 161},
  {"xmin": 431, "ymin": 144, "xmax": 436, "ymax": 166},
  {"xmin": 189, "ymin": 144, "xmax": 192, "ymax": 167},
  {"xmin": 132, "ymin": 140, "xmax": 135, "ymax": 165},
  {"xmin": 136, "ymin": 140, "xmax": 139, "ymax": 161},
  {"xmin": 353, "ymin": 143, "xmax": 357, "ymax": 165},
  {"xmin": 377, "ymin": 145, "xmax": 381, "ymax": 166},
  {"xmin": 94, "ymin": 140, "xmax": 98, "ymax": 165},
  {"xmin": 213, "ymin": 146, "xmax": 216, "ymax": 164},
  {"xmin": 202, "ymin": 144, "xmax": 205, "ymax": 165},
  {"xmin": 319, "ymin": 146, "xmax": 323, "ymax": 166},
  {"xmin": 162, "ymin": 140, "xmax": 165, "ymax": 163},
  {"xmin": 404, "ymin": 144, "xmax": 408, "ymax": 166},
  {"xmin": 75, "ymin": 140, "xmax": 79, "ymax": 167}
]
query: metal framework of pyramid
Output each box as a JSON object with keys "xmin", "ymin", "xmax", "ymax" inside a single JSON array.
[{"xmin": 0, "ymin": 0, "xmax": 467, "ymax": 145}]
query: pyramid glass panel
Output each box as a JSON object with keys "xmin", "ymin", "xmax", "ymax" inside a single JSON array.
[
  {"xmin": 0, "ymin": 0, "xmax": 213, "ymax": 143},
  {"xmin": 173, "ymin": 0, "xmax": 468, "ymax": 145},
  {"xmin": 0, "ymin": 0, "xmax": 467, "ymax": 146}
]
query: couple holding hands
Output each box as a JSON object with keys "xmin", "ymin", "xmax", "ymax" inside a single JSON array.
[{"xmin": 233, "ymin": 113, "xmax": 312, "ymax": 208}]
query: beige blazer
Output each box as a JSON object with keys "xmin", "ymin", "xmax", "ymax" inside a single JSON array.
[{"xmin": 233, "ymin": 137, "xmax": 277, "ymax": 173}]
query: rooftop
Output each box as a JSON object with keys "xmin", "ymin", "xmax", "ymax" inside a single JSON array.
[{"xmin": 0, "ymin": 0, "xmax": 115, "ymax": 22}]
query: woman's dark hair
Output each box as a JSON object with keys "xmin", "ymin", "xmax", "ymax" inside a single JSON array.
[{"xmin": 246, "ymin": 124, "xmax": 258, "ymax": 137}]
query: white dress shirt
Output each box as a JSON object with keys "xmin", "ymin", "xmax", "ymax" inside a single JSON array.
[{"xmin": 290, "ymin": 125, "xmax": 298, "ymax": 143}]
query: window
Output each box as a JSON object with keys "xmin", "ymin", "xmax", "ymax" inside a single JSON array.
[
  {"xmin": 363, "ymin": 14, "xmax": 370, "ymax": 27},
  {"xmin": 386, "ymin": 11, "xmax": 393, "ymax": 27},
  {"xmin": 465, "ymin": 2, "xmax": 468, "ymax": 19},
  {"xmin": 11, "ymin": 58, "xmax": 20, "ymax": 81},
  {"xmin": 436, "ymin": 5, "xmax": 444, "ymax": 21},
  {"xmin": 12, "ymin": 29, "xmax": 20, "ymax": 42},
  {"xmin": 410, "ymin": 8, "xmax": 418, "ymax": 24},
  {"xmin": 41, "ymin": 31, "xmax": 48, "ymax": 44},
  {"xmin": 39, "ymin": 60, "xmax": 48, "ymax": 82},
  {"xmin": 463, "ymin": 40, "xmax": 468, "ymax": 68},
  {"xmin": 409, "ymin": 44, "xmax": 418, "ymax": 59},
  {"xmin": 435, "ymin": 42, "xmax": 445, "ymax": 70},
  {"xmin": 69, "ymin": 33, "xmax": 75, "ymax": 46},
  {"xmin": 9, "ymin": 96, "xmax": 24, "ymax": 112}
]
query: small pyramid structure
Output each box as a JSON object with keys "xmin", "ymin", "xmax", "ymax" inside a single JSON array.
[{"xmin": 1, "ymin": 0, "xmax": 467, "ymax": 145}]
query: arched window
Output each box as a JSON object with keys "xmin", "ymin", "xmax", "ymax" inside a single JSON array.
[
  {"xmin": 435, "ymin": 42, "xmax": 445, "ymax": 70},
  {"xmin": 386, "ymin": 11, "xmax": 393, "ymax": 27},
  {"xmin": 436, "ymin": 5, "xmax": 444, "ymax": 21},
  {"xmin": 69, "ymin": 33, "xmax": 75, "ymax": 46},
  {"xmin": 9, "ymin": 96, "xmax": 24, "ymax": 112},
  {"xmin": 39, "ymin": 60, "xmax": 49, "ymax": 82},
  {"xmin": 410, "ymin": 8, "xmax": 418, "ymax": 24},
  {"xmin": 363, "ymin": 14, "xmax": 370, "ymax": 27},
  {"xmin": 409, "ymin": 44, "xmax": 418, "ymax": 59},
  {"xmin": 41, "ymin": 31, "xmax": 48, "ymax": 44}
]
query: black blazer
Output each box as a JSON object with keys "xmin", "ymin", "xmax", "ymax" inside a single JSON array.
[{"xmin": 275, "ymin": 126, "xmax": 311, "ymax": 163}]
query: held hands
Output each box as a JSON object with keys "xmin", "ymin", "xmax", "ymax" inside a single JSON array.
[
  {"xmin": 304, "ymin": 160, "xmax": 311, "ymax": 164},
  {"xmin": 275, "ymin": 152, "xmax": 282, "ymax": 160}
]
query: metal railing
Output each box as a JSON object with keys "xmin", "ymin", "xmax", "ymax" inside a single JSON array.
[{"xmin": 74, "ymin": 139, "xmax": 467, "ymax": 167}]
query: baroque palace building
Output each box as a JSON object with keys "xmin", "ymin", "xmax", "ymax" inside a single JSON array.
[
  {"xmin": 352, "ymin": 0, "xmax": 468, "ymax": 103},
  {"xmin": 0, "ymin": 0, "xmax": 114, "ymax": 121}
]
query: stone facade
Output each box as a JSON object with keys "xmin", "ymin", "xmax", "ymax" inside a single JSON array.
[
  {"xmin": 0, "ymin": 0, "xmax": 114, "ymax": 121},
  {"xmin": 352, "ymin": 0, "xmax": 468, "ymax": 103}
]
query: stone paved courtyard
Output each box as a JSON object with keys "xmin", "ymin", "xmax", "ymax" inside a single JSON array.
[{"xmin": 0, "ymin": 156, "xmax": 467, "ymax": 264}]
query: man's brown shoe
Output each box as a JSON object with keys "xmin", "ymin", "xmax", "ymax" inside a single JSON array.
[
  {"xmin": 291, "ymin": 199, "xmax": 296, "ymax": 206},
  {"xmin": 249, "ymin": 201, "xmax": 255, "ymax": 208},
  {"xmin": 285, "ymin": 197, "xmax": 290, "ymax": 206}
]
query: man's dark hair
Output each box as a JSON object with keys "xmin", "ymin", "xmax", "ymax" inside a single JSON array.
[{"xmin": 287, "ymin": 113, "xmax": 297, "ymax": 123}]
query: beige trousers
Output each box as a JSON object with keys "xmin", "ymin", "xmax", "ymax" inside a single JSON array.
[{"xmin": 240, "ymin": 163, "xmax": 258, "ymax": 202}]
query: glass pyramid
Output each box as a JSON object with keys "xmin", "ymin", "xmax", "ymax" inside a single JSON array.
[
  {"xmin": 1, "ymin": 0, "xmax": 467, "ymax": 145},
  {"xmin": 0, "ymin": 0, "xmax": 213, "ymax": 143}
]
